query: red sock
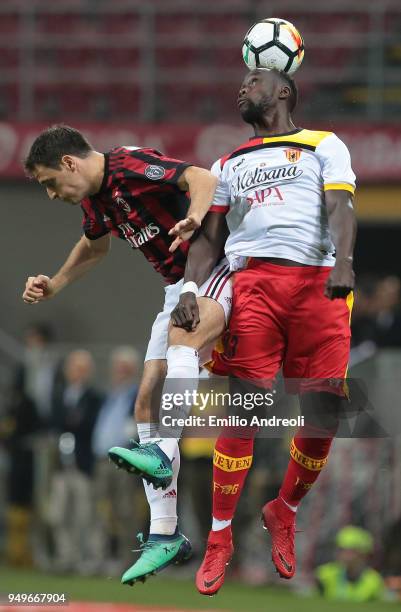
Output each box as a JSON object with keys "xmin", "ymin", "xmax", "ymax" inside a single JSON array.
[
  {"xmin": 279, "ymin": 425, "xmax": 335, "ymax": 507},
  {"xmin": 212, "ymin": 429, "xmax": 256, "ymax": 520}
]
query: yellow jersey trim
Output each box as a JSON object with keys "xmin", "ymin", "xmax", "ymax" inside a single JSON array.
[
  {"xmin": 324, "ymin": 183, "xmax": 355, "ymax": 194},
  {"xmin": 262, "ymin": 129, "xmax": 332, "ymax": 148}
]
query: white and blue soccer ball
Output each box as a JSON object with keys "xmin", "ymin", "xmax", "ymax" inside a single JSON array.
[{"xmin": 242, "ymin": 17, "xmax": 305, "ymax": 75}]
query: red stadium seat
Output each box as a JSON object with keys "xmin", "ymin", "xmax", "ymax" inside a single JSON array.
[
  {"xmin": 98, "ymin": 13, "xmax": 140, "ymax": 34},
  {"xmin": 0, "ymin": 84, "xmax": 19, "ymax": 119},
  {"xmin": 0, "ymin": 13, "xmax": 19, "ymax": 34},
  {"xmin": 0, "ymin": 48, "xmax": 19, "ymax": 69}
]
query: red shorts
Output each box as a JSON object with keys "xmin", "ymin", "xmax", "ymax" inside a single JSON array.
[{"xmin": 210, "ymin": 259, "xmax": 353, "ymax": 396}]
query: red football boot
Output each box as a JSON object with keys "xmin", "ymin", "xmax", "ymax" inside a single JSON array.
[
  {"xmin": 195, "ymin": 526, "xmax": 234, "ymax": 596},
  {"xmin": 262, "ymin": 497, "xmax": 296, "ymax": 579}
]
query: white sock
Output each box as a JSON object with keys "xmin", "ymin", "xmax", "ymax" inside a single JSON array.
[
  {"xmin": 135, "ymin": 435, "xmax": 180, "ymax": 535},
  {"xmin": 136, "ymin": 345, "xmax": 200, "ymax": 535},
  {"xmin": 138, "ymin": 346, "xmax": 199, "ymax": 452},
  {"xmin": 166, "ymin": 344, "xmax": 199, "ymax": 378},
  {"xmin": 212, "ymin": 518, "xmax": 232, "ymax": 531},
  {"xmin": 160, "ymin": 345, "xmax": 200, "ymax": 440},
  {"xmin": 137, "ymin": 422, "xmax": 159, "ymax": 441}
]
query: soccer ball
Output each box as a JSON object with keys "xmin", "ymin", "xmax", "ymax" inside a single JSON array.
[{"xmin": 242, "ymin": 18, "xmax": 304, "ymax": 75}]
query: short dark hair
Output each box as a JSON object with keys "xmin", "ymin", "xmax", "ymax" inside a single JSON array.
[
  {"xmin": 24, "ymin": 125, "xmax": 93, "ymax": 173},
  {"xmin": 277, "ymin": 70, "xmax": 298, "ymax": 113}
]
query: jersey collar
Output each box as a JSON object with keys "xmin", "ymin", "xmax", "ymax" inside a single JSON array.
[{"xmin": 249, "ymin": 128, "xmax": 303, "ymax": 140}]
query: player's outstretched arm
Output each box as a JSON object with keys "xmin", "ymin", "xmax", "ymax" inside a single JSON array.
[
  {"xmin": 325, "ymin": 190, "xmax": 357, "ymax": 300},
  {"xmin": 170, "ymin": 212, "xmax": 228, "ymax": 330},
  {"xmin": 22, "ymin": 233, "xmax": 111, "ymax": 304},
  {"xmin": 170, "ymin": 166, "xmax": 218, "ymax": 251}
]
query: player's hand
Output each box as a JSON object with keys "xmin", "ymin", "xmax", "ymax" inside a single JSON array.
[
  {"xmin": 324, "ymin": 259, "xmax": 355, "ymax": 299},
  {"xmin": 168, "ymin": 214, "xmax": 201, "ymax": 252},
  {"xmin": 170, "ymin": 292, "xmax": 200, "ymax": 331},
  {"xmin": 23, "ymin": 275, "xmax": 55, "ymax": 304}
]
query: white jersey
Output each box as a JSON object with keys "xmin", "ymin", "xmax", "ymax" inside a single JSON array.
[{"xmin": 210, "ymin": 129, "xmax": 356, "ymax": 269}]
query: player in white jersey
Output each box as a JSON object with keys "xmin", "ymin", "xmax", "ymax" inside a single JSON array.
[
  {"xmin": 212, "ymin": 127, "xmax": 355, "ymax": 270},
  {"xmin": 169, "ymin": 68, "xmax": 357, "ymax": 595}
]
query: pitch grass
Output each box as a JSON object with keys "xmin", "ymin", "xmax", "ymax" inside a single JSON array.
[{"xmin": 0, "ymin": 566, "xmax": 397, "ymax": 612}]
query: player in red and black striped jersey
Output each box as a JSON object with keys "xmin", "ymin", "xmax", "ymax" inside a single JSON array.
[
  {"xmin": 22, "ymin": 125, "xmax": 232, "ymax": 584},
  {"xmin": 22, "ymin": 123, "xmax": 222, "ymax": 301},
  {"xmin": 81, "ymin": 145, "xmax": 192, "ymax": 284}
]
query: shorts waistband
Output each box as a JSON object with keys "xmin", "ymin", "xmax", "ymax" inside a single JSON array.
[{"xmin": 246, "ymin": 257, "xmax": 333, "ymax": 275}]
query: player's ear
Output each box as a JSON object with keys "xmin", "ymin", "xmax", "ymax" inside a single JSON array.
[
  {"xmin": 61, "ymin": 155, "xmax": 77, "ymax": 172},
  {"xmin": 278, "ymin": 84, "xmax": 291, "ymax": 101}
]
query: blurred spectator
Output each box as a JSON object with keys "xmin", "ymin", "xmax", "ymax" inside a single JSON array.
[
  {"xmin": 374, "ymin": 276, "xmax": 401, "ymax": 346},
  {"xmin": 352, "ymin": 275, "xmax": 401, "ymax": 349},
  {"xmin": 92, "ymin": 346, "xmax": 146, "ymax": 573},
  {"xmin": 8, "ymin": 323, "xmax": 63, "ymax": 568},
  {"xmin": 315, "ymin": 525, "xmax": 384, "ymax": 602},
  {"xmin": 92, "ymin": 347, "xmax": 140, "ymax": 456},
  {"xmin": 48, "ymin": 349, "xmax": 102, "ymax": 573},
  {"xmin": 0, "ymin": 386, "xmax": 40, "ymax": 566},
  {"xmin": 14, "ymin": 323, "xmax": 62, "ymax": 429}
]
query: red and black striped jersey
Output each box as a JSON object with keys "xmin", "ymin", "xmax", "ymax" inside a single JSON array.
[{"xmin": 81, "ymin": 146, "xmax": 191, "ymax": 284}]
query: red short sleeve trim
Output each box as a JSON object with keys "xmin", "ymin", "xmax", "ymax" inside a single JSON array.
[{"xmin": 209, "ymin": 204, "xmax": 229, "ymax": 213}]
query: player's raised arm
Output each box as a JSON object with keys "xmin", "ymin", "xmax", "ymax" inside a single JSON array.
[
  {"xmin": 169, "ymin": 166, "xmax": 218, "ymax": 250},
  {"xmin": 23, "ymin": 233, "xmax": 110, "ymax": 304},
  {"xmin": 170, "ymin": 212, "xmax": 229, "ymax": 330},
  {"xmin": 324, "ymin": 189, "xmax": 357, "ymax": 300}
]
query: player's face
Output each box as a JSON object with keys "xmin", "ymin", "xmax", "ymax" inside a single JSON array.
[
  {"xmin": 237, "ymin": 69, "xmax": 279, "ymax": 123},
  {"xmin": 33, "ymin": 158, "xmax": 90, "ymax": 204}
]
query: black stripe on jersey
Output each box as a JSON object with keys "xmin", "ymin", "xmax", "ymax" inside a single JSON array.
[
  {"xmin": 102, "ymin": 199, "xmax": 119, "ymax": 228},
  {"xmin": 207, "ymin": 265, "xmax": 230, "ymax": 298},
  {"xmin": 86, "ymin": 200, "xmax": 110, "ymax": 239},
  {"xmin": 226, "ymin": 141, "xmax": 316, "ymax": 161},
  {"xmin": 158, "ymin": 190, "xmax": 189, "ymax": 224},
  {"xmin": 141, "ymin": 241, "xmax": 172, "ymax": 267}
]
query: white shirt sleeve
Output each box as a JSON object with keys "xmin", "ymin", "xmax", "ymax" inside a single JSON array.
[
  {"xmin": 209, "ymin": 159, "xmax": 230, "ymax": 213},
  {"xmin": 316, "ymin": 133, "xmax": 356, "ymax": 194}
]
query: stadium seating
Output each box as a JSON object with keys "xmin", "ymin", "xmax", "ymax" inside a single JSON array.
[{"xmin": 0, "ymin": 1, "xmax": 399, "ymax": 121}]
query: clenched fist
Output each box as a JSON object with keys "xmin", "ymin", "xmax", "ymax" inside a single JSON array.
[{"xmin": 23, "ymin": 275, "xmax": 55, "ymax": 304}]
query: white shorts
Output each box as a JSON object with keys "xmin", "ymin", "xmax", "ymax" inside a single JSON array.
[{"xmin": 145, "ymin": 258, "xmax": 232, "ymax": 362}]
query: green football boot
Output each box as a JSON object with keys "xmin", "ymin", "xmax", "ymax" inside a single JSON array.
[
  {"xmin": 121, "ymin": 530, "xmax": 192, "ymax": 585},
  {"xmin": 108, "ymin": 440, "xmax": 173, "ymax": 490}
]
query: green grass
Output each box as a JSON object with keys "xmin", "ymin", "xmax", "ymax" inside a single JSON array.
[{"xmin": 0, "ymin": 566, "xmax": 397, "ymax": 612}]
